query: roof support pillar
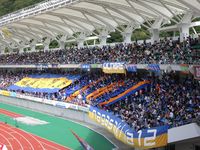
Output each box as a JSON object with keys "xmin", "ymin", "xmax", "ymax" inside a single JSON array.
[
  {"xmin": 18, "ymin": 41, "xmax": 26, "ymax": 53},
  {"xmin": 43, "ymin": 37, "xmax": 51, "ymax": 51},
  {"xmin": 98, "ymin": 28, "xmax": 109, "ymax": 46},
  {"xmin": 76, "ymin": 32, "xmax": 86, "ymax": 49},
  {"xmin": 173, "ymin": 31, "xmax": 176, "ymax": 40},
  {"xmin": 0, "ymin": 46, "xmax": 5, "ymax": 55},
  {"xmin": 58, "ymin": 35, "xmax": 68, "ymax": 49},
  {"xmin": 30, "ymin": 40, "xmax": 37, "ymax": 52},
  {"xmin": 19, "ymin": 47, "xmax": 24, "ymax": 53},
  {"xmin": 59, "ymin": 41, "xmax": 65, "ymax": 49},
  {"xmin": 31, "ymin": 45, "xmax": 36, "ymax": 52},
  {"xmin": 178, "ymin": 12, "xmax": 193, "ymax": 42},
  {"xmin": 121, "ymin": 24, "xmax": 134, "ymax": 44},
  {"xmin": 149, "ymin": 16, "xmax": 163, "ymax": 43},
  {"xmin": 179, "ymin": 23, "xmax": 190, "ymax": 42},
  {"xmin": 150, "ymin": 29, "xmax": 160, "ymax": 43}
]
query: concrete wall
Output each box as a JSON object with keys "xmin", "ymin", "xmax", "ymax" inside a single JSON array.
[{"xmin": 0, "ymin": 95, "xmax": 100, "ymax": 127}]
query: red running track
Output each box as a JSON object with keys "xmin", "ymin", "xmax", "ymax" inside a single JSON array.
[
  {"xmin": 0, "ymin": 123, "xmax": 70, "ymax": 150},
  {"xmin": 0, "ymin": 109, "xmax": 23, "ymax": 118},
  {"xmin": 0, "ymin": 108, "xmax": 70, "ymax": 150}
]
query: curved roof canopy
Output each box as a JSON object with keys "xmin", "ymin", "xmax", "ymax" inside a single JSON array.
[{"xmin": 0, "ymin": 0, "xmax": 200, "ymax": 48}]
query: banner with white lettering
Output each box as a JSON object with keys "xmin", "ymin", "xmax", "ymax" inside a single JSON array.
[
  {"xmin": 102, "ymin": 62, "xmax": 125, "ymax": 74},
  {"xmin": 89, "ymin": 106, "xmax": 168, "ymax": 149}
]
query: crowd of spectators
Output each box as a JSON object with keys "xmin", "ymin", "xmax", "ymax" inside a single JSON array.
[
  {"xmin": 0, "ymin": 37, "xmax": 199, "ymax": 65},
  {"xmin": 0, "ymin": 70, "xmax": 28, "ymax": 90},
  {"xmin": 106, "ymin": 73, "xmax": 200, "ymax": 130},
  {"xmin": 0, "ymin": 69, "xmax": 199, "ymax": 130}
]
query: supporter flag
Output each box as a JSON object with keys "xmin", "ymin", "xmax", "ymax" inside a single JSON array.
[
  {"xmin": 147, "ymin": 64, "xmax": 160, "ymax": 72},
  {"xmin": 0, "ymin": 145, "xmax": 8, "ymax": 150},
  {"xmin": 71, "ymin": 130, "xmax": 94, "ymax": 150}
]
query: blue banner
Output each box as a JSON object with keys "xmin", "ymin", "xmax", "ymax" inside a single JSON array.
[
  {"xmin": 81, "ymin": 64, "xmax": 91, "ymax": 70},
  {"xmin": 52, "ymin": 64, "xmax": 60, "ymax": 68},
  {"xmin": 35, "ymin": 64, "xmax": 49, "ymax": 69},
  {"xmin": 126, "ymin": 64, "xmax": 137, "ymax": 72},
  {"xmin": 89, "ymin": 106, "xmax": 168, "ymax": 149},
  {"xmin": 147, "ymin": 64, "xmax": 160, "ymax": 72}
]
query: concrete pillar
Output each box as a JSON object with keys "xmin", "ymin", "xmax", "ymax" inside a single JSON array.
[
  {"xmin": 150, "ymin": 29, "xmax": 160, "ymax": 43},
  {"xmin": 77, "ymin": 39, "xmax": 84, "ymax": 49},
  {"xmin": 31, "ymin": 45, "xmax": 36, "ymax": 52},
  {"xmin": 18, "ymin": 41, "xmax": 26, "ymax": 53},
  {"xmin": 121, "ymin": 24, "xmax": 134, "ymax": 44},
  {"xmin": 43, "ymin": 38, "xmax": 51, "ymax": 51},
  {"xmin": 99, "ymin": 35, "xmax": 107, "ymax": 46},
  {"xmin": 149, "ymin": 16, "xmax": 163, "ymax": 43},
  {"xmin": 173, "ymin": 31, "xmax": 176, "ymax": 40},
  {"xmin": 122, "ymin": 32, "xmax": 132, "ymax": 44},
  {"xmin": 76, "ymin": 32, "xmax": 86, "ymax": 49},
  {"xmin": 0, "ymin": 46, "xmax": 5, "ymax": 55},
  {"xmin": 44, "ymin": 44, "xmax": 49, "ymax": 51},
  {"xmin": 19, "ymin": 47, "xmax": 24, "ymax": 53},
  {"xmin": 178, "ymin": 12, "xmax": 193, "ymax": 42},
  {"xmin": 30, "ymin": 40, "xmax": 37, "ymax": 52},
  {"xmin": 179, "ymin": 23, "xmax": 190, "ymax": 42},
  {"xmin": 58, "ymin": 35, "xmax": 67, "ymax": 49},
  {"xmin": 59, "ymin": 41, "xmax": 65, "ymax": 49},
  {"xmin": 98, "ymin": 29, "xmax": 109, "ymax": 46}
]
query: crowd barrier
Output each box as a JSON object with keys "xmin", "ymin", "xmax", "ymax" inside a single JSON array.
[
  {"xmin": 89, "ymin": 106, "xmax": 168, "ymax": 149},
  {"xmin": 0, "ymin": 90, "xmax": 89, "ymax": 113}
]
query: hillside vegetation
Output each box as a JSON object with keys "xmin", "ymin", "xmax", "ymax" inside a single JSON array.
[{"xmin": 0, "ymin": 0, "xmax": 43, "ymax": 17}]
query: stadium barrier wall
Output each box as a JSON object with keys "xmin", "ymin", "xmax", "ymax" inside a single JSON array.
[
  {"xmin": 0, "ymin": 91, "xmax": 100, "ymax": 127},
  {"xmin": 89, "ymin": 106, "xmax": 168, "ymax": 149},
  {"xmin": 0, "ymin": 64, "xmax": 195, "ymax": 72}
]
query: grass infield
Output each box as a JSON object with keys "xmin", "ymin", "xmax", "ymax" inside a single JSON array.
[{"xmin": 0, "ymin": 102, "xmax": 115, "ymax": 150}]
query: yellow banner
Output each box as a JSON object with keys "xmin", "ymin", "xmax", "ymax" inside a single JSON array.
[
  {"xmin": 0, "ymin": 90, "xmax": 10, "ymax": 96},
  {"xmin": 102, "ymin": 68, "xmax": 126, "ymax": 74},
  {"xmin": 15, "ymin": 77, "xmax": 72, "ymax": 89}
]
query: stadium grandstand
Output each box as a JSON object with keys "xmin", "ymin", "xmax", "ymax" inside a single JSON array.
[{"xmin": 0, "ymin": 0, "xmax": 199, "ymax": 150}]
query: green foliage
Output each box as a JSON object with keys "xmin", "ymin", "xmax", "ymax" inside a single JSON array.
[
  {"xmin": 4, "ymin": 47, "xmax": 9, "ymax": 53},
  {"xmin": 132, "ymin": 28, "xmax": 150, "ymax": 41},
  {"xmin": 107, "ymin": 30, "xmax": 123, "ymax": 43},
  {"xmin": 0, "ymin": 0, "xmax": 43, "ymax": 17},
  {"xmin": 49, "ymin": 40, "xmax": 59, "ymax": 49}
]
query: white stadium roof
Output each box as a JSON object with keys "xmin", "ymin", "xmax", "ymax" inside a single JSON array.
[{"xmin": 0, "ymin": 0, "xmax": 200, "ymax": 49}]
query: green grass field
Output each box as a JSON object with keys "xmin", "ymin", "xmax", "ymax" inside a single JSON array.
[{"xmin": 0, "ymin": 102, "xmax": 116, "ymax": 150}]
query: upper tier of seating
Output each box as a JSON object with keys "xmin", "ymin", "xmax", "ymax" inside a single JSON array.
[{"xmin": 0, "ymin": 38, "xmax": 200, "ymax": 65}]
